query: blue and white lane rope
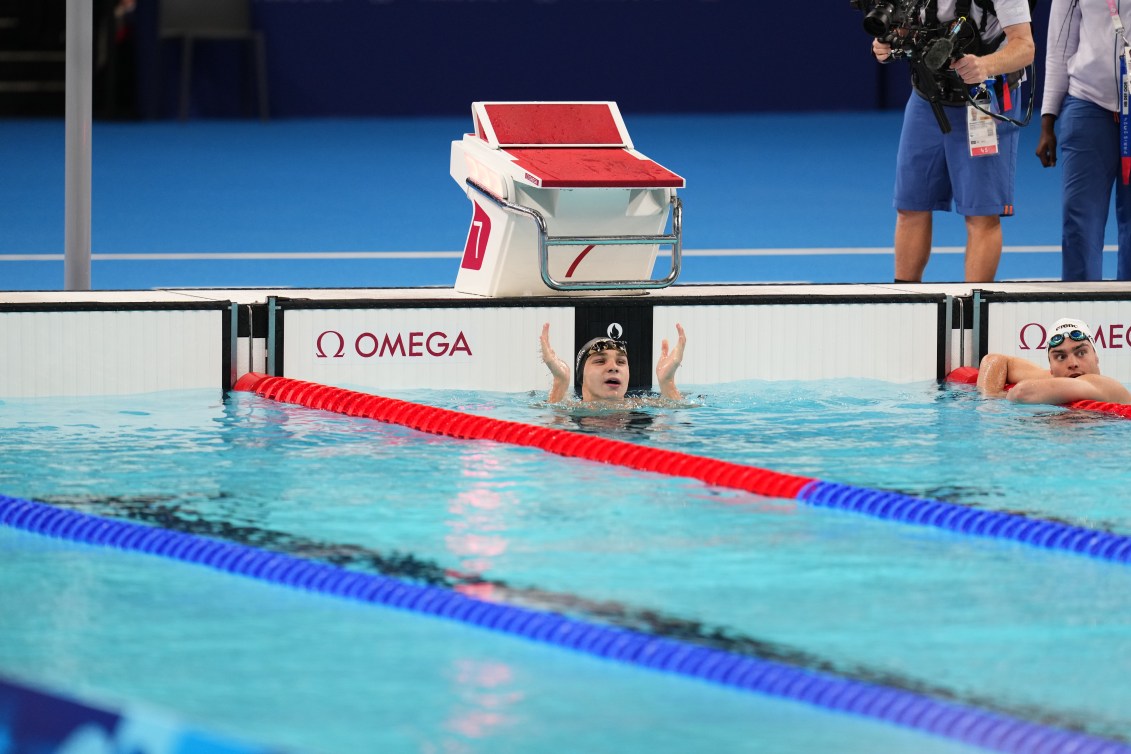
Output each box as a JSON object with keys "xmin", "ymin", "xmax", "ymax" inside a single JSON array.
[
  {"xmin": 1, "ymin": 494, "xmax": 1128, "ymax": 754},
  {"xmin": 798, "ymin": 480, "xmax": 1131, "ymax": 564}
]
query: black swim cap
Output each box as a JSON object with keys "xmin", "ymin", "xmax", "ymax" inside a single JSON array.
[{"xmin": 574, "ymin": 337, "xmax": 628, "ymax": 387}]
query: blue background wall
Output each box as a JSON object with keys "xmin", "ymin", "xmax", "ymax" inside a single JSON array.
[{"xmin": 133, "ymin": 0, "xmax": 1051, "ymax": 120}]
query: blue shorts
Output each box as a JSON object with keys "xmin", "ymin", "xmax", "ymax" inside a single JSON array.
[{"xmin": 893, "ymin": 92, "xmax": 1020, "ymax": 217}]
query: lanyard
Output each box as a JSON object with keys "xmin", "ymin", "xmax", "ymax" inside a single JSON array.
[
  {"xmin": 1106, "ymin": 0, "xmax": 1131, "ymax": 183},
  {"xmin": 1104, "ymin": 0, "xmax": 1127, "ymax": 38}
]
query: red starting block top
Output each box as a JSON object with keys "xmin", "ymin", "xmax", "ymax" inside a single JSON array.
[
  {"xmin": 475, "ymin": 102, "xmax": 630, "ymax": 147},
  {"xmin": 506, "ymin": 148, "xmax": 684, "ymax": 188},
  {"xmin": 470, "ymin": 101, "xmax": 685, "ymax": 189}
]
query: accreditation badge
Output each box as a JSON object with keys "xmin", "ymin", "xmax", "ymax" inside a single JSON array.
[{"xmin": 967, "ymin": 101, "xmax": 998, "ymax": 157}]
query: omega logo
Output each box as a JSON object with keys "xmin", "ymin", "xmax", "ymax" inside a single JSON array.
[
  {"xmin": 1017, "ymin": 322, "xmax": 1047, "ymax": 350},
  {"xmin": 1018, "ymin": 322, "xmax": 1128, "ymax": 350},
  {"xmin": 315, "ymin": 330, "xmax": 472, "ymax": 359}
]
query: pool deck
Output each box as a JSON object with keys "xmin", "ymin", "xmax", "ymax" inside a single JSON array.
[{"xmin": 3, "ymin": 280, "xmax": 1131, "ymax": 306}]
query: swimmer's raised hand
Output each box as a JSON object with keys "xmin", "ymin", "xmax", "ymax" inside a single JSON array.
[
  {"xmin": 541, "ymin": 323, "xmax": 570, "ymax": 402},
  {"xmin": 540, "ymin": 323, "xmax": 569, "ymax": 379},
  {"xmin": 656, "ymin": 323, "xmax": 685, "ymax": 400}
]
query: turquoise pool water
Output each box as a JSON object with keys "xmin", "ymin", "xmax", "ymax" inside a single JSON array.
[{"xmin": 1, "ymin": 382, "xmax": 1129, "ymax": 753}]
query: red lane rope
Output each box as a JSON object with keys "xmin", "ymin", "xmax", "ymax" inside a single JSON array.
[
  {"xmin": 233, "ymin": 373, "xmax": 813, "ymax": 500},
  {"xmin": 945, "ymin": 368, "xmax": 1131, "ymax": 419}
]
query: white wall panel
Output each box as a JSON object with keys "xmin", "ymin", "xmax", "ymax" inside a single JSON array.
[
  {"xmin": 653, "ymin": 303, "xmax": 941, "ymax": 385},
  {"xmin": 282, "ymin": 307, "xmax": 574, "ymax": 393},
  {"xmin": 8, "ymin": 293, "xmax": 1131, "ymax": 396},
  {"xmin": 0, "ymin": 310, "xmax": 223, "ymax": 397}
]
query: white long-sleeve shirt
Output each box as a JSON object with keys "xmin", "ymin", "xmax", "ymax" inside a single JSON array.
[{"xmin": 1042, "ymin": 0, "xmax": 1131, "ymax": 115}]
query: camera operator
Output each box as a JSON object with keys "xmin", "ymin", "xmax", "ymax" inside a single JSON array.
[
  {"xmin": 1036, "ymin": 0, "xmax": 1131, "ymax": 281},
  {"xmin": 871, "ymin": 0, "xmax": 1034, "ymax": 283}
]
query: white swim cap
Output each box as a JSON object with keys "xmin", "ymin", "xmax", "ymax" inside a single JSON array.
[{"xmin": 1047, "ymin": 318, "xmax": 1095, "ymax": 350}]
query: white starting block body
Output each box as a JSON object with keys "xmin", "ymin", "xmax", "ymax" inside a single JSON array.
[{"xmin": 450, "ymin": 101, "xmax": 685, "ymax": 297}]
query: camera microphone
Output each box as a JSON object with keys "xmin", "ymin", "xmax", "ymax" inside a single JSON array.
[
  {"xmin": 923, "ymin": 17, "xmax": 967, "ymax": 71},
  {"xmin": 922, "ymin": 38, "xmax": 954, "ymax": 70}
]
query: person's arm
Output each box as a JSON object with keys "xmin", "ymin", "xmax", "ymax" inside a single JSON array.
[
  {"xmin": 1040, "ymin": 0, "xmax": 1077, "ymax": 117},
  {"xmin": 976, "ymin": 353, "xmax": 1050, "ymax": 397},
  {"xmin": 950, "ymin": 21, "xmax": 1035, "ymax": 84},
  {"xmin": 655, "ymin": 323, "xmax": 686, "ymax": 401},
  {"xmin": 1008, "ymin": 374, "xmax": 1131, "ymax": 405},
  {"xmin": 540, "ymin": 323, "xmax": 570, "ymax": 403},
  {"xmin": 1035, "ymin": 113, "xmax": 1058, "ymax": 168},
  {"xmin": 1036, "ymin": 0, "xmax": 1077, "ymax": 167}
]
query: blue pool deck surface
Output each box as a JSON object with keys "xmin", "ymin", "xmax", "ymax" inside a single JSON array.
[{"xmin": 0, "ymin": 112, "xmax": 1127, "ymax": 291}]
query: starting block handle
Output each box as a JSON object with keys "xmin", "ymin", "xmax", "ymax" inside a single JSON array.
[{"xmin": 466, "ymin": 180, "xmax": 682, "ymax": 292}]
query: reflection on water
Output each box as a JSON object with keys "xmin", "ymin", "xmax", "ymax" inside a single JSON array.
[
  {"xmin": 449, "ymin": 450, "xmax": 514, "ymax": 575},
  {"xmin": 442, "ymin": 658, "xmax": 523, "ymax": 745},
  {"xmin": 567, "ymin": 410, "xmax": 655, "ymax": 435}
]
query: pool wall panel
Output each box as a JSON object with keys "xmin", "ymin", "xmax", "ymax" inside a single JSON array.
[
  {"xmin": 281, "ymin": 305, "xmax": 574, "ymax": 392},
  {"xmin": 0, "ymin": 304, "xmax": 230, "ymax": 397},
  {"xmin": 274, "ymin": 296, "xmax": 948, "ymax": 388},
  {"xmin": 652, "ymin": 302, "xmax": 941, "ymax": 383},
  {"xmin": 975, "ymin": 293, "xmax": 1131, "ymax": 380},
  {"xmin": 2, "ymin": 286, "xmax": 1130, "ymax": 397}
]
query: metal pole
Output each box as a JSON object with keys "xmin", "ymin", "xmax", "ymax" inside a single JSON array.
[{"xmin": 64, "ymin": 0, "xmax": 93, "ymax": 290}]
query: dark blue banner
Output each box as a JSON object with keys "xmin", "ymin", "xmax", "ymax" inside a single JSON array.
[
  {"xmin": 135, "ymin": 0, "xmax": 882, "ymax": 118},
  {"xmin": 0, "ymin": 675, "xmax": 269, "ymax": 754}
]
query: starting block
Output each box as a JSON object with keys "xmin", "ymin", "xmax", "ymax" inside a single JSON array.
[{"xmin": 449, "ymin": 101, "xmax": 685, "ymax": 297}]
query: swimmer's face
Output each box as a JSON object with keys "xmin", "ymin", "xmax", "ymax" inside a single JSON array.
[
  {"xmin": 1048, "ymin": 339, "xmax": 1099, "ymax": 379},
  {"xmin": 580, "ymin": 347, "xmax": 629, "ymax": 402}
]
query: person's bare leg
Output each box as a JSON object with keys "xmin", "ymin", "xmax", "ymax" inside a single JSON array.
[
  {"xmin": 894, "ymin": 209, "xmax": 932, "ymax": 282},
  {"xmin": 964, "ymin": 214, "xmax": 1002, "ymax": 282}
]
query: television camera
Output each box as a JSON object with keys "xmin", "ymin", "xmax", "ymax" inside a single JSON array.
[{"xmin": 850, "ymin": 0, "xmax": 984, "ymax": 133}]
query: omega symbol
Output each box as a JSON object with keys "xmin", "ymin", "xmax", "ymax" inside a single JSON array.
[{"xmin": 1018, "ymin": 322, "xmax": 1047, "ymax": 351}]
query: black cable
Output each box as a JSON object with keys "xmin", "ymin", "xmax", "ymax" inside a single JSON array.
[{"xmin": 962, "ymin": 62, "xmax": 1037, "ymax": 128}]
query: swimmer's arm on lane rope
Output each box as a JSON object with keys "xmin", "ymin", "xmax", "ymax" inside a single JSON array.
[
  {"xmin": 976, "ymin": 354, "xmax": 1131, "ymax": 405},
  {"xmin": 1009, "ymin": 374, "xmax": 1131, "ymax": 405},
  {"xmin": 540, "ymin": 323, "xmax": 571, "ymax": 403},
  {"xmin": 976, "ymin": 353, "xmax": 1049, "ymax": 398}
]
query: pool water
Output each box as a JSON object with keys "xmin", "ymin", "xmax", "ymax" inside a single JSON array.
[
  {"xmin": 1, "ymin": 382, "xmax": 1129, "ymax": 753},
  {"xmin": 453, "ymin": 378, "xmax": 1131, "ymax": 534}
]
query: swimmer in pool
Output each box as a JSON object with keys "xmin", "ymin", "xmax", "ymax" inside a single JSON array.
[
  {"xmin": 977, "ymin": 318, "xmax": 1131, "ymax": 406},
  {"xmin": 540, "ymin": 322, "xmax": 686, "ymax": 404}
]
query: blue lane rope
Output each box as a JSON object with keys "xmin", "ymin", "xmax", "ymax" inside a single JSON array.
[
  {"xmin": 798, "ymin": 481, "xmax": 1131, "ymax": 564},
  {"xmin": 2, "ymin": 494, "xmax": 1128, "ymax": 754}
]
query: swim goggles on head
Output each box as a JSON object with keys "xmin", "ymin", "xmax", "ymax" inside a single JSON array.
[
  {"xmin": 1047, "ymin": 330, "xmax": 1090, "ymax": 349},
  {"xmin": 579, "ymin": 339, "xmax": 627, "ymax": 361},
  {"xmin": 574, "ymin": 338, "xmax": 628, "ymax": 379}
]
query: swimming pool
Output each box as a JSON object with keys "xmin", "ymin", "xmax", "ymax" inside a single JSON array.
[{"xmin": 1, "ymin": 382, "xmax": 1129, "ymax": 753}]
